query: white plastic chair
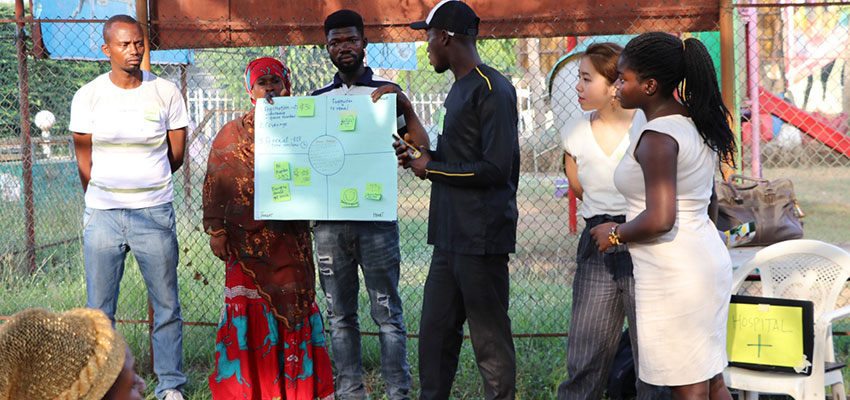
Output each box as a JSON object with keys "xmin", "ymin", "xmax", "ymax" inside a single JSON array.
[{"xmin": 725, "ymin": 239, "xmax": 850, "ymax": 400}]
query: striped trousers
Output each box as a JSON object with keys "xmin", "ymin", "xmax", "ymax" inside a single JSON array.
[{"xmin": 557, "ymin": 216, "xmax": 668, "ymax": 400}]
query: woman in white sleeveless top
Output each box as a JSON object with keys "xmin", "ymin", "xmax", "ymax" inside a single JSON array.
[
  {"xmin": 556, "ymin": 43, "xmax": 666, "ymax": 400},
  {"xmin": 590, "ymin": 32, "xmax": 737, "ymax": 399}
]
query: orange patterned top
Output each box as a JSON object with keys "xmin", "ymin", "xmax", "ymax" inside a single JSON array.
[{"xmin": 203, "ymin": 110, "xmax": 315, "ymax": 330}]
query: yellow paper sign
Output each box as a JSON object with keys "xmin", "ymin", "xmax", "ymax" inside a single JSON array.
[
  {"xmin": 365, "ymin": 182, "xmax": 382, "ymax": 200},
  {"xmin": 272, "ymin": 183, "xmax": 291, "ymax": 202},
  {"xmin": 297, "ymin": 98, "xmax": 315, "ymax": 117},
  {"xmin": 339, "ymin": 111, "xmax": 357, "ymax": 131},
  {"xmin": 727, "ymin": 303, "xmax": 805, "ymax": 367},
  {"xmin": 274, "ymin": 161, "xmax": 291, "ymax": 181},
  {"xmin": 340, "ymin": 188, "xmax": 359, "ymax": 208},
  {"xmin": 293, "ymin": 167, "xmax": 311, "ymax": 186}
]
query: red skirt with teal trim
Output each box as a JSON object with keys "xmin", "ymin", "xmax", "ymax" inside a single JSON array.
[{"xmin": 209, "ymin": 256, "xmax": 335, "ymax": 399}]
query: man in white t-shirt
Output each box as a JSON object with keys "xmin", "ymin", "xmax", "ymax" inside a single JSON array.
[{"xmin": 69, "ymin": 14, "xmax": 187, "ymax": 400}]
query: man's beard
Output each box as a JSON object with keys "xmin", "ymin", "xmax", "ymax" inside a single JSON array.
[{"xmin": 332, "ymin": 50, "xmax": 365, "ymax": 74}]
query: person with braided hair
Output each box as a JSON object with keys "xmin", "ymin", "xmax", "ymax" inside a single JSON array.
[
  {"xmin": 590, "ymin": 32, "xmax": 735, "ymax": 399},
  {"xmin": 556, "ymin": 42, "xmax": 669, "ymax": 400}
]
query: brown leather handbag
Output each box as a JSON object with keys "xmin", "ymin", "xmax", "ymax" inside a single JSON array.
[{"xmin": 715, "ymin": 174, "xmax": 804, "ymax": 246}]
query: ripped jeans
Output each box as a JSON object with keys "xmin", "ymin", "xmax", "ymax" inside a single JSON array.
[{"xmin": 313, "ymin": 221, "xmax": 411, "ymax": 400}]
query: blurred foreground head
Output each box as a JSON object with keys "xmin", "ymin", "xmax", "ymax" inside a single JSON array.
[{"xmin": 0, "ymin": 308, "xmax": 142, "ymax": 400}]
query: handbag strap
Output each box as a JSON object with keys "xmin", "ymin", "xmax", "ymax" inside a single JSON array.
[
  {"xmin": 723, "ymin": 174, "xmax": 790, "ymax": 204},
  {"xmin": 726, "ymin": 174, "xmax": 770, "ymax": 185},
  {"xmin": 720, "ymin": 180, "xmax": 743, "ymax": 203}
]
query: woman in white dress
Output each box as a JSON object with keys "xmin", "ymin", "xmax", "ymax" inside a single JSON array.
[
  {"xmin": 590, "ymin": 32, "xmax": 737, "ymax": 399},
  {"xmin": 556, "ymin": 42, "xmax": 666, "ymax": 400}
]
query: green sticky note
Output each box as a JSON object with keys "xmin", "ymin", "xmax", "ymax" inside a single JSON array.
[
  {"xmin": 274, "ymin": 161, "xmax": 291, "ymax": 181},
  {"xmin": 272, "ymin": 183, "xmax": 291, "ymax": 202},
  {"xmin": 339, "ymin": 111, "xmax": 357, "ymax": 131},
  {"xmin": 293, "ymin": 167, "xmax": 311, "ymax": 186},
  {"xmin": 297, "ymin": 98, "xmax": 315, "ymax": 117},
  {"xmin": 340, "ymin": 188, "xmax": 359, "ymax": 208},
  {"xmin": 143, "ymin": 106, "xmax": 160, "ymax": 122},
  {"xmin": 365, "ymin": 182, "xmax": 382, "ymax": 200}
]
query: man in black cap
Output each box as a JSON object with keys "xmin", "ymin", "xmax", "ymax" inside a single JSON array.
[{"xmin": 397, "ymin": 1, "xmax": 519, "ymax": 399}]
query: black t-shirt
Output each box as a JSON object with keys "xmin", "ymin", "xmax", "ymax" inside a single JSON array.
[{"xmin": 425, "ymin": 64, "xmax": 519, "ymax": 255}]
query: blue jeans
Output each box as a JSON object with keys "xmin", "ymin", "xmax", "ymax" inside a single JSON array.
[
  {"xmin": 83, "ymin": 202, "xmax": 186, "ymax": 398},
  {"xmin": 314, "ymin": 221, "xmax": 411, "ymax": 400}
]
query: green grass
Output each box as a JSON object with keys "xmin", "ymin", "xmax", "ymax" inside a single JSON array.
[
  {"xmin": 0, "ymin": 166, "xmax": 848, "ymax": 398},
  {"xmin": 0, "ymin": 245, "xmax": 571, "ymax": 399}
]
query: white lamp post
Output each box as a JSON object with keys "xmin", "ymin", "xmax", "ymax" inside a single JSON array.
[{"xmin": 34, "ymin": 110, "xmax": 55, "ymax": 159}]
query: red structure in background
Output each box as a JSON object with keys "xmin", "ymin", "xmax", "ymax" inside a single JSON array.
[
  {"xmin": 554, "ymin": 179, "xmax": 577, "ymax": 234},
  {"xmin": 569, "ymin": 191, "xmax": 577, "ymax": 234},
  {"xmin": 741, "ymin": 113, "xmax": 774, "ymax": 145},
  {"xmin": 758, "ymin": 88, "xmax": 850, "ymax": 158}
]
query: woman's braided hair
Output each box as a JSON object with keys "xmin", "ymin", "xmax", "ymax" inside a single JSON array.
[{"xmin": 621, "ymin": 32, "xmax": 736, "ymax": 163}]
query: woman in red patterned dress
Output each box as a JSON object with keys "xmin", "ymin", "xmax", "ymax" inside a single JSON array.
[{"xmin": 203, "ymin": 57, "xmax": 334, "ymax": 400}]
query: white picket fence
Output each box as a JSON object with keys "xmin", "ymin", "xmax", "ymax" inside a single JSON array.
[
  {"xmin": 185, "ymin": 88, "xmax": 246, "ymax": 167},
  {"xmin": 410, "ymin": 93, "xmax": 448, "ymax": 128},
  {"xmin": 185, "ymin": 87, "xmax": 541, "ymax": 164},
  {"xmin": 411, "ymin": 87, "xmax": 537, "ymax": 137}
]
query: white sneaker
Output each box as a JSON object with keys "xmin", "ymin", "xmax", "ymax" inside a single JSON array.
[{"xmin": 163, "ymin": 389, "xmax": 184, "ymax": 400}]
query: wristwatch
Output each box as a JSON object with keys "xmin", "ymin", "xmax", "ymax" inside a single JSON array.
[{"xmin": 608, "ymin": 224, "xmax": 623, "ymax": 246}]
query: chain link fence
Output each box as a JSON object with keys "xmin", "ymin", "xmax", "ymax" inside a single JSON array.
[
  {"xmin": 731, "ymin": 4, "xmax": 850, "ymax": 369},
  {"xmin": 733, "ymin": 2, "xmax": 850, "ymax": 251},
  {"xmin": 1, "ymin": 1, "xmax": 849, "ymax": 396}
]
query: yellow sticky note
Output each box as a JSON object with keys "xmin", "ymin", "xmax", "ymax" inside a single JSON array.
[
  {"xmin": 272, "ymin": 183, "xmax": 291, "ymax": 202},
  {"xmin": 340, "ymin": 188, "xmax": 359, "ymax": 208},
  {"xmin": 339, "ymin": 111, "xmax": 357, "ymax": 131},
  {"xmin": 297, "ymin": 98, "xmax": 315, "ymax": 117},
  {"xmin": 293, "ymin": 167, "xmax": 311, "ymax": 186},
  {"xmin": 143, "ymin": 106, "xmax": 160, "ymax": 122},
  {"xmin": 274, "ymin": 161, "xmax": 291, "ymax": 181},
  {"xmin": 365, "ymin": 182, "xmax": 382, "ymax": 200}
]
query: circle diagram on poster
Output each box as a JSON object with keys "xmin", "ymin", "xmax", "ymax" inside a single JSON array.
[{"xmin": 308, "ymin": 135, "xmax": 345, "ymax": 176}]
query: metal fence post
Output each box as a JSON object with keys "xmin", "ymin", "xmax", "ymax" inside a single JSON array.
[
  {"xmin": 720, "ymin": 0, "xmax": 742, "ymax": 176},
  {"xmin": 15, "ymin": 0, "xmax": 36, "ymax": 274},
  {"xmin": 742, "ymin": 3, "xmax": 762, "ymax": 178}
]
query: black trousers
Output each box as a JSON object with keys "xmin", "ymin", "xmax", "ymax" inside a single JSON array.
[{"xmin": 418, "ymin": 247, "xmax": 516, "ymax": 400}]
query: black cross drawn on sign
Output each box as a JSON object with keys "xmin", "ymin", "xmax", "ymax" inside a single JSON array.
[{"xmin": 747, "ymin": 334, "xmax": 773, "ymax": 358}]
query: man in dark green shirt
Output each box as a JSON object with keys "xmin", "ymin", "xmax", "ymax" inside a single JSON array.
[{"xmin": 398, "ymin": 1, "xmax": 520, "ymax": 399}]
